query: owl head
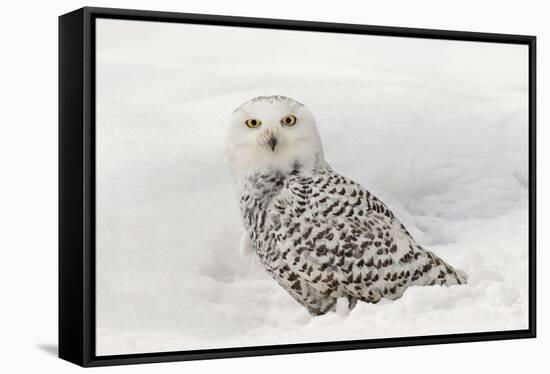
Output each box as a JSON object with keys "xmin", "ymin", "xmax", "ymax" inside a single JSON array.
[{"xmin": 225, "ymin": 95, "xmax": 324, "ymax": 179}]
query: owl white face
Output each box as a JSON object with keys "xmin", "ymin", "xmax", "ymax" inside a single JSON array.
[{"xmin": 225, "ymin": 96, "xmax": 324, "ymax": 179}]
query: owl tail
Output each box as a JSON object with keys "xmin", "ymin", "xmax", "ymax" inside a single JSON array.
[
  {"xmin": 453, "ymin": 268, "xmax": 469, "ymax": 285},
  {"xmin": 416, "ymin": 251, "xmax": 468, "ymax": 287}
]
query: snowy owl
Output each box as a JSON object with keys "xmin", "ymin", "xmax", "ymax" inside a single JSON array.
[{"xmin": 225, "ymin": 95, "xmax": 467, "ymax": 316}]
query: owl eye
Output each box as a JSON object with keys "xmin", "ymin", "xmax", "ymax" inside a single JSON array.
[
  {"xmin": 245, "ymin": 119, "xmax": 261, "ymax": 128},
  {"xmin": 281, "ymin": 115, "xmax": 297, "ymax": 126}
]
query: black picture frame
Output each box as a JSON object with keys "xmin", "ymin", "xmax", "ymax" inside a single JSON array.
[{"xmin": 59, "ymin": 6, "xmax": 537, "ymax": 367}]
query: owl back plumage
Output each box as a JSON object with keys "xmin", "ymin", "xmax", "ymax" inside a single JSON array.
[{"xmin": 239, "ymin": 161, "xmax": 467, "ymax": 315}]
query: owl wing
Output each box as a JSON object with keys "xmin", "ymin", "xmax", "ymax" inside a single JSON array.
[{"xmin": 272, "ymin": 169, "xmax": 464, "ymax": 304}]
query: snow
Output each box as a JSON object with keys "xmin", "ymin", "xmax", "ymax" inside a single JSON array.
[{"xmin": 95, "ymin": 19, "xmax": 529, "ymax": 355}]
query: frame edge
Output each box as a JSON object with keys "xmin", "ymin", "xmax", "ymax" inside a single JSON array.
[
  {"xmin": 528, "ymin": 35, "xmax": 536, "ymax": 338},
  {"xmin": 59, "ymin": 8, "xmax": 87, "ymax": 367},
  {"xmin": 82, "ymin": 6, "xmax": 535, "ymax": 44}
]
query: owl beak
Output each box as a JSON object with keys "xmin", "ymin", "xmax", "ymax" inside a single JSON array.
[
  {"xmin": 266, "ymin": 134, "xmax": 278, "ymax": 152},
  {"xmin": 267, "ymin": 136, "xmax": 278, "ymax": 151}
]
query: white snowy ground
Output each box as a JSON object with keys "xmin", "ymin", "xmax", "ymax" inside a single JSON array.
[{"xmin": 95, "ymin": 20, "xmax": 529, "ymax": 355}]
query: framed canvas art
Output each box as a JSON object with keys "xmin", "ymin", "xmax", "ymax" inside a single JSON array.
[{"xmin": 59, "ymin": 7, "xmax": 536, "ymax": 367}]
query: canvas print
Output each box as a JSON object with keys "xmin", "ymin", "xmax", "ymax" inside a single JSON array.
[{"xmin": 95, "ymin": 18, "xmax": 529, "ymax": 356}]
